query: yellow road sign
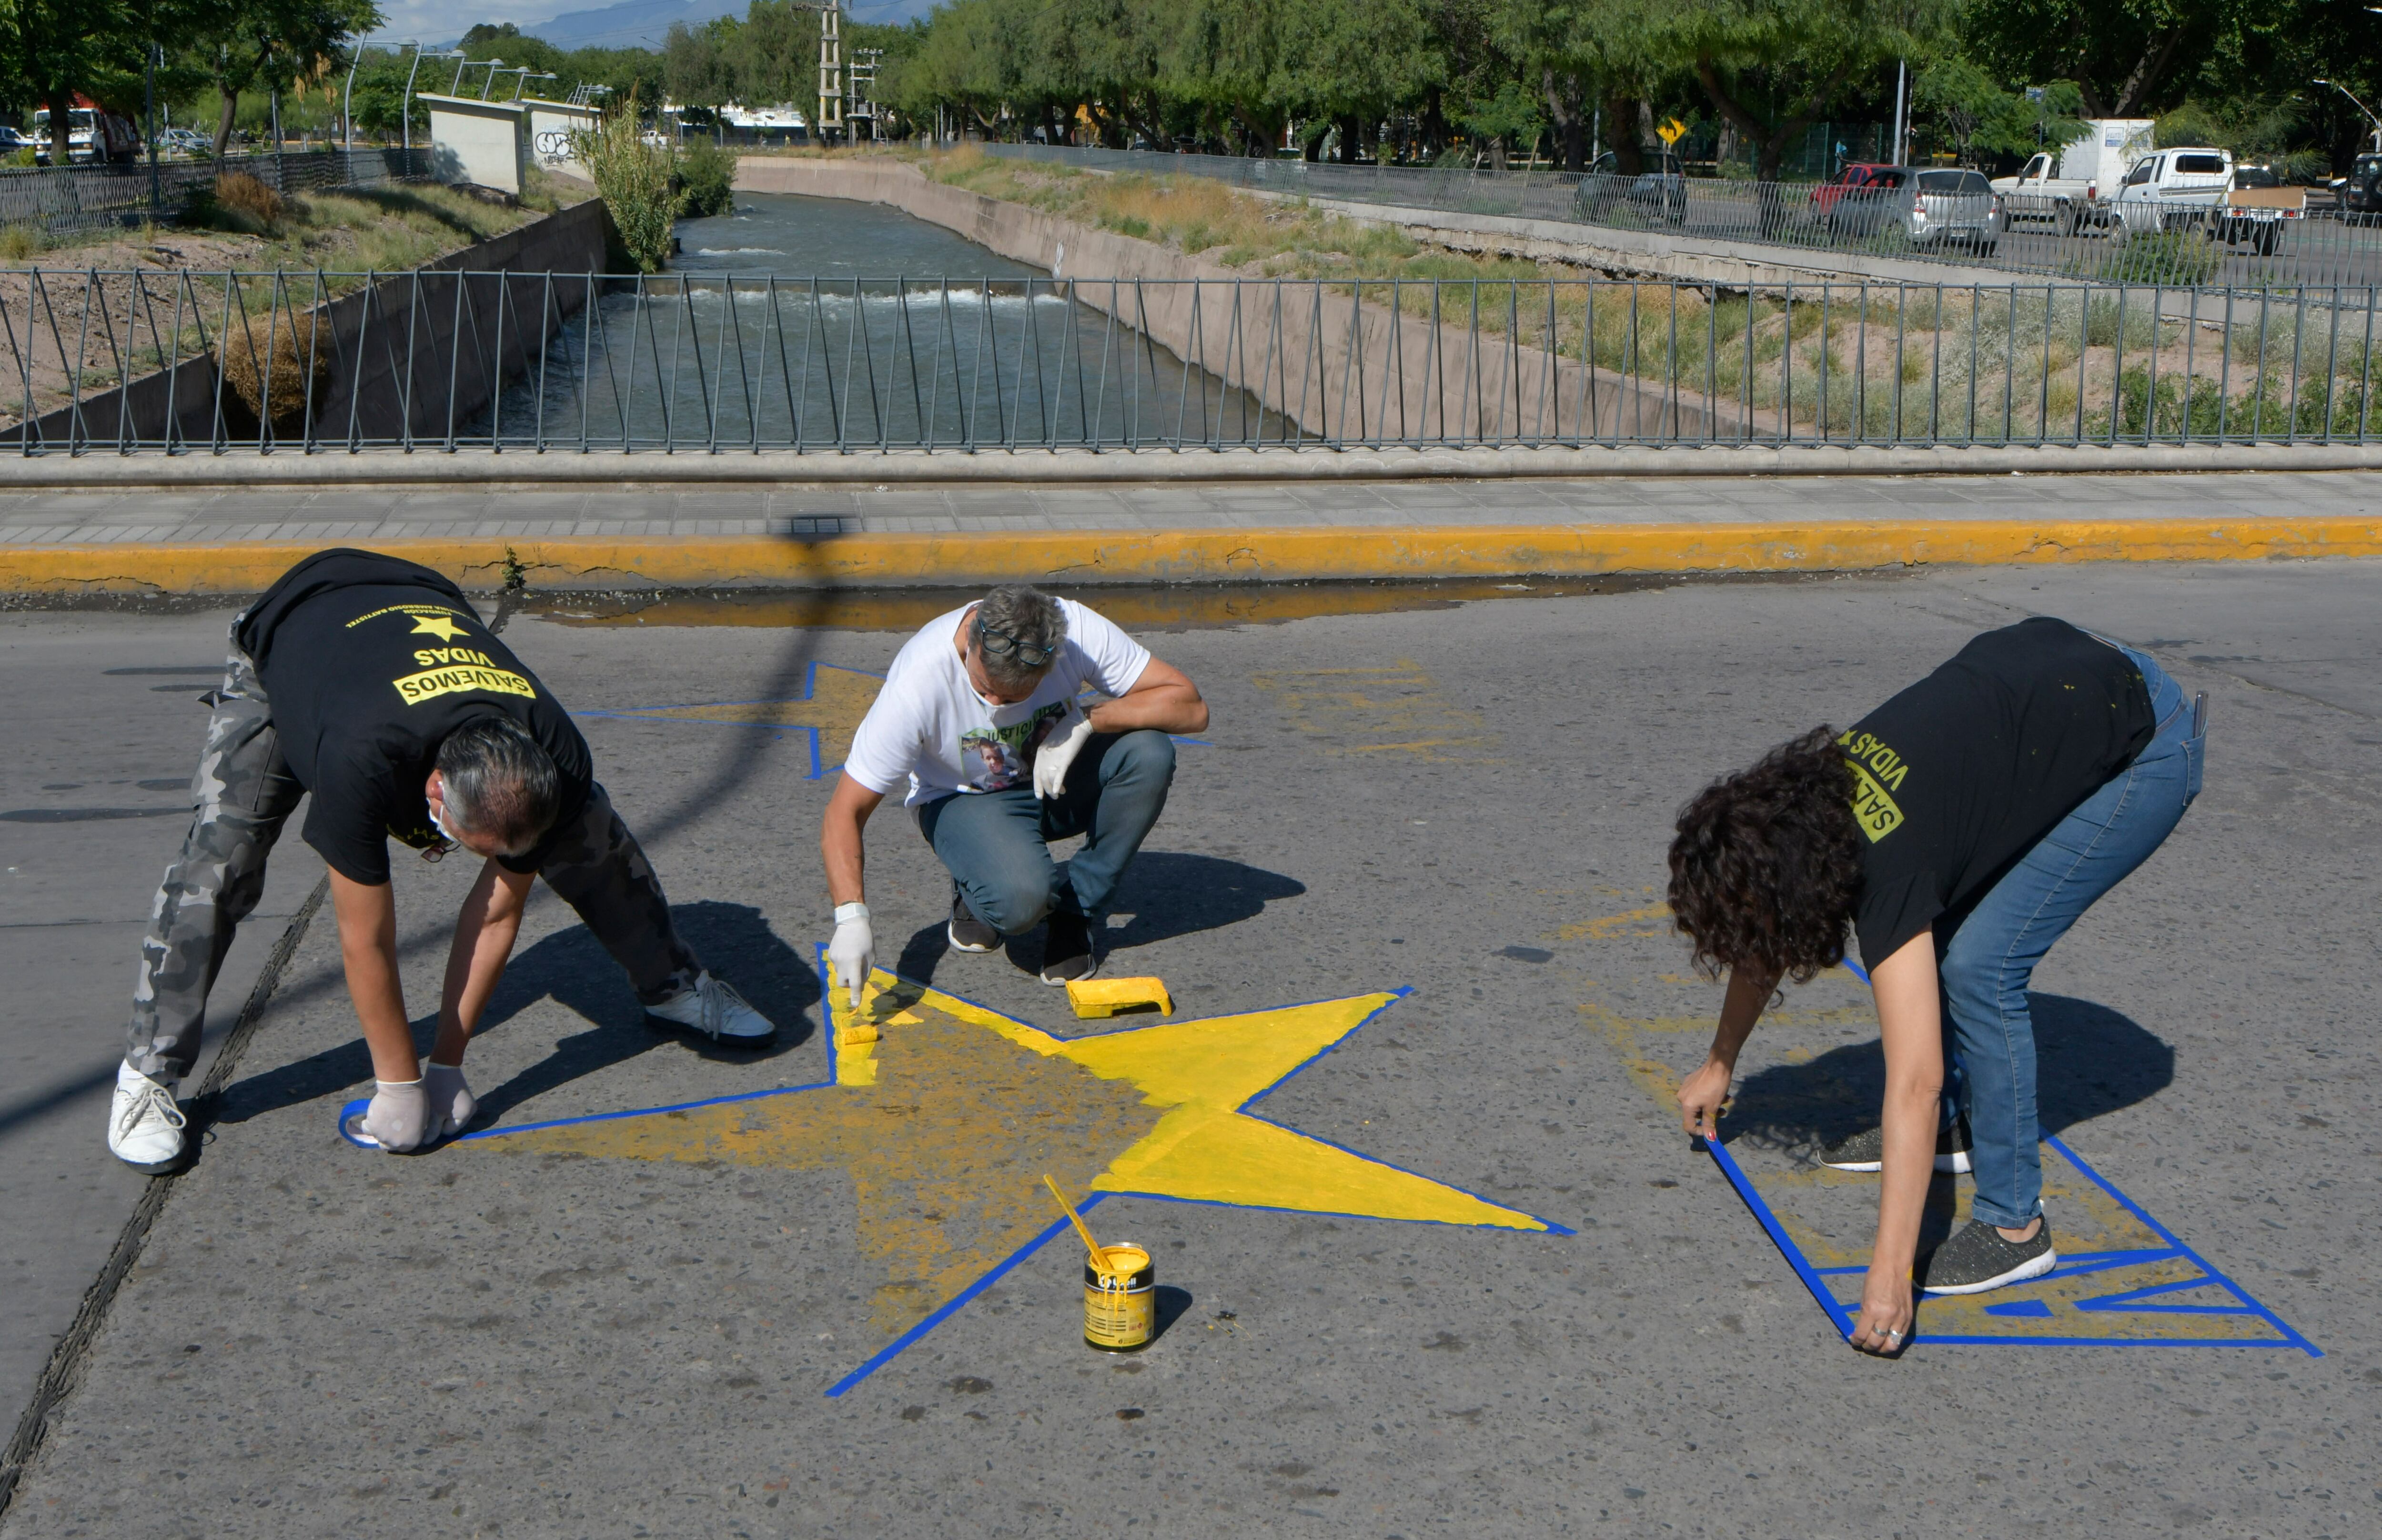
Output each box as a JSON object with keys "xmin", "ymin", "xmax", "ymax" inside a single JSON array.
[{"xmin": 1656, "ymin": 116, "xmax": 1688, "ymax": 147}]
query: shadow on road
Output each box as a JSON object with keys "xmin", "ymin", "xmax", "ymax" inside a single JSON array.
[
  {"xmin": 1720, "ymin": 991, "xmax": 2177, "ymax": 1153},
  {"xmin": 886, "ymin": 851, "xmax": 1307, "ymax": 990},
  {"xmin": 217, "ymin": 901, "xmax": 817, "ymax": 1129}
]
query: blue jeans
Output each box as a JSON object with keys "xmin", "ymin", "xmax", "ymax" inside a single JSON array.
[
  {"xmin": 916, "ymin": 730, "xmax": 1175, "ymax": 935},
  {"xmin": 1939, "ymin": 646, "xmax": 2204, "ymax": 1228}
]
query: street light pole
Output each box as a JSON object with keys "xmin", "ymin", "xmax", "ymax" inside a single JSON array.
[
  {"xmin": 145, "ymin": 41, "xmax": 159, "ymax": 218},
  {"xmin": 2316, "ymin": 79, "xmax": 2382, "ymax": 152},
  {"xmin": 344, "ymin": 40, "xmax": 418, "ymax": 152},
  {"xmin": 404, "ymin": 49, "xmax": 464, "ymax": 161}
]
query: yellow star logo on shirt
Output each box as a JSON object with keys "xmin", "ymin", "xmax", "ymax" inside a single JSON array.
[
  {"xmin": 409, "ymin": 613, "xmax": 471, "ymax": 643},
  {"xmin": 471, "ymin": 962, "xmax": 1565, "ymax": 1393}
]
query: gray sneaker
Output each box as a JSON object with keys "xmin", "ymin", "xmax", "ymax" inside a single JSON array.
[
  {"xmin": 1921, "ymin": 1217, "xmax": 2058, "ymax": 1295},
  {"xmin": 1820, "ymin": 1114, "xmax": 1973, "ymax": 1174},
  {"xmin": 949, "ymin": 882, "xmax": 998, "ymax": 953}
]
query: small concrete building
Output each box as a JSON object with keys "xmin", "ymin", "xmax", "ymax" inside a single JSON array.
[
  {"xmin": 419, "ymin": 94, "xmax": 527, "ymax": 196},
  {"xmin": 524, "ymin": 99, "xmax": 605, "ymax": 181}
]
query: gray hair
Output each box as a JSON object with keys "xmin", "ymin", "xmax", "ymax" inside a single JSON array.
[
  {"xmin": 972, "ymin": 585, "xmax": 1067, "ymax": 692},
  {"xmin": 436, "ymin": 715, "xmax": 561, "ymax": 852}
]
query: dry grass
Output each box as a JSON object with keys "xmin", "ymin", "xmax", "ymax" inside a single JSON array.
[
  {"xmin": 216, "ymin": 310, "xmax": 328, "ymax": 429},
  {"xmin": 211, "ymin": 171, "xmax": 285, "ymax": 232},
  {"xmin": 908, "ymin": 149, "xmax": 2376, "ymax": 440},
  {"xmin": 0, "ymin": 171, "xmax": 592, "ymax": 430},
  {"xmin": 8, "ymin": 168, "xmax": 576, "ymax": 273}
]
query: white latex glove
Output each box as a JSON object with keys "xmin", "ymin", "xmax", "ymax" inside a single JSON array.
[
  {"xmin": 424, "ymin": 1062, "xmax": 476, "ymax": 1139},
  {"xmin": 357, "ymin": 1078, "xmax": 432, "ymax": 1152},
  {"xmin": 1033, "ymin": 702, "xmax": 1097, "ymax": 801},
  {"xmin": 828, "ymin": 902, "xmax": 874, "ymax": 1010}
]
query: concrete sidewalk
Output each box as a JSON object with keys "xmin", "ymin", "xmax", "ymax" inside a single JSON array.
[
  {"xmin": 0, "ymin": 470, "xmax": 2379, "ymax": 594},
  {"xmin": 5, "ymin": 467, "xmax": 2381, "ymax": 546}
]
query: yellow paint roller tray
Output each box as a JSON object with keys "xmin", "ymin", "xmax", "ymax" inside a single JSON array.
[{"xmin": 1065, "ymin": 976, "xmax": 1173, "ymax": 1018}]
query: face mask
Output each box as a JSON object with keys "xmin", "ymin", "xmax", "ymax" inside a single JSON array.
[{"xmin": 433, "ymin": 793, "xmax": 468, "ymax": 849}]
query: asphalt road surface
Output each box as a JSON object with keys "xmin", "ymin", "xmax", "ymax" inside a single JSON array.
[{"xmin": 2, "ymin": 558, "xmax": 2376, "ymax": 1537}]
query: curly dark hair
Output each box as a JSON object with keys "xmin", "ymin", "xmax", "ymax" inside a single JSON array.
[{"xmin": 1666, "ymin": 726, "xmax": 1865, "ymax": 983}]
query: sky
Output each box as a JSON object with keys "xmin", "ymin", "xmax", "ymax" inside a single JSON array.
[{"xmin": 363, "ymin": 0, "xmax": 936, "ymax": 53}]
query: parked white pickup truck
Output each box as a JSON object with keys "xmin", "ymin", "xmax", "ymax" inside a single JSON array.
[
  {"xmin": 2110, "ymin": 146, "xmax": 2235, "ymax": 237},
  {"xmin": 1991, "ymin": 118, "xmax": 2154, "ymax": 232},
  {"xmin": 2209, "ymin": 164, "xmax": 2304, "ymax": 254}
]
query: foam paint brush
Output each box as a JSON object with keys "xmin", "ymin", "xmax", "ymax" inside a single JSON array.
[{"xmin": 1043, "ymin": 1173, "xmax": 1105, "ymax": 1259}]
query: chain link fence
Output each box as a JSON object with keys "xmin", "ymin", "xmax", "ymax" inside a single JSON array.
[
  {"xmin": 981, "ymin": 143, "xmax": 2382, "ymax": 292},
  {"xmin": 0, "ymin": 148, "xmax": 433, "ymax": 240}
]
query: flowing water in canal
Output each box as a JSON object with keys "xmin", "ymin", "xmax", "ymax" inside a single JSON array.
[{"xmin": 473, "ymin": 192, "xmax": 1287, "ymax": 451}]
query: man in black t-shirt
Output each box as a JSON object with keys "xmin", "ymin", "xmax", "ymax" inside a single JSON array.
[
  {"xmin": 1665, "ymin": 618, "xmax": 2206, "ymax": 1354},
  {"xmin": 107, "ymin": 549, "xmax": 773, "ymax": 1174}
]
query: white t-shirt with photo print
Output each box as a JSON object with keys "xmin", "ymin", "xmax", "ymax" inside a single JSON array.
[{"xmin": 842, "ymin": 599, "xmax": 1153, "ymax": 807}]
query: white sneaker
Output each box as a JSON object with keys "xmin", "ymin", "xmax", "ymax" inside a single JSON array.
[
  {"xmin": 108, "ymin": 1062, "xmax": 187, "ymax": 1173},
  {"xmin": 645, "ymin": 971, "xmax": 776, "ymax": 1045}
]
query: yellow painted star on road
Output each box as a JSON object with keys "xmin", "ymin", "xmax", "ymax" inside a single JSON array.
[
  {"xmin": 409, "ymin": 613, "xmax": 472, "ymax": 642},
  {"xmin": 474, "ymin": 962, "xmax": 1563, "ymax": 1390}
]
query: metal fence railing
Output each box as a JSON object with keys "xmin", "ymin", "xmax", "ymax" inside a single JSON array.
[
  {"xmin": 7, "ymin": 268, "xmax": 2380, "ymax": 455},
  {"xmin": 0, "ymin": 148, "xmax": 434, "ymax": 239},
  {"xmin": 982, "ymin": 143, "xmax": 2382, "ymax": 292}
]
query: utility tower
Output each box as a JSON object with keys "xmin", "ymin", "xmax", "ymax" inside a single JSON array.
[
  {"xmin": 848, "ymin": 46, "xmax": 883, "ymax": 142},
  {"xmin": 816, "ymin": 0, "xmax": 843, "ymax": 144}
]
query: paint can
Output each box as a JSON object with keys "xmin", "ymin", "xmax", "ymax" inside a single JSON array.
[{"xmin": 1082, "ymin": 1244, "xmax": 1155, "ymax": 1352}]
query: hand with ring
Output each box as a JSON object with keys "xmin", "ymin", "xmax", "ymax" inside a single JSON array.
[{"xmin": 1850, "ymin": 1264, "xmax": 1914, "ymax": 1357}]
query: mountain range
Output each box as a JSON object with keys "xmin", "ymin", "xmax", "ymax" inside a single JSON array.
[{"xmin": 507, "ymin": 0, "xmax": 933, "ymax": 50}]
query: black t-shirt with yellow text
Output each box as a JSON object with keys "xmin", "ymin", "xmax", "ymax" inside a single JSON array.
[
  {"xmin": 236, "ymin": 549, "xmax": 593, "ymax": 885},
  {"xmin": 1842, "ymin": 618, "xmax": 2153, "ymax": 969}
]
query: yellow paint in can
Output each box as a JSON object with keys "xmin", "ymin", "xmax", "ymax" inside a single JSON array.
[{"xmin": 1082, "ymin": 1244, "xmax": 1156, "ymax": 1352}]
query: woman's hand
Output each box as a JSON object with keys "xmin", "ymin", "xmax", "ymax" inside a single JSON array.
[
  {"xmin": 1676, "ymin": 1056, "xmax": 1733, "ymax": 1139},
  {"xmin": 1849, "ymin": 1264, "xmax": 1914, "ymax": 1356},
  {"xmin": 1675, "ymin": 965, "xmax": 1778, "ymax": 1139}
]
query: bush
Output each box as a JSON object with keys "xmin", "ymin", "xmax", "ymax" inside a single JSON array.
[
  {"xmin": 2085, "ymin": 227, "xmax": 2221, "ymax": 286},
  {"xmin": 572, "ymin": 104, "xmax": 675, "ymax": 272},
  {"xmin": 676, "ymin": 139, "xmax": 736, "ymax": 219},
  {"xmin": 215, "ymin": 172, "xmax": 284, "ymax": 227},
  {"xmin": 184, "ymin": 171, "xmax": 289, "ymax": 235},
  {"xmin": 215, "ymin": 310, "xmax": 329, "ymax": 431}
]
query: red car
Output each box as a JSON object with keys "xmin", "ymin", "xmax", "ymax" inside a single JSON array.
[{"xmin": 1808, "ymin": 163, "xmax": 1908, "ymax": 216}]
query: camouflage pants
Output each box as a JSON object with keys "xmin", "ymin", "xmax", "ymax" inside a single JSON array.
[{"xmin": 126, "ymin": 635, "xmax": 702, "ymax": 1080}]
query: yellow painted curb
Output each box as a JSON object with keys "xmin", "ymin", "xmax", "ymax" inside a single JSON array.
[{"xmin": 5, "ymin": 517, "xmax": 2380, "ymax": 594}]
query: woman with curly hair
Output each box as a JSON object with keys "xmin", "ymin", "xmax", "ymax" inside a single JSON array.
[{"xmin": 1667, "ymin": 617, "xmax": 2205, "ymax": 1355}]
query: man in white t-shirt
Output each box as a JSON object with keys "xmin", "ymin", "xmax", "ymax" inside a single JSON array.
[{"xmin": 820, "ymin": 585, "xmax": 1210, "ymax": 997}]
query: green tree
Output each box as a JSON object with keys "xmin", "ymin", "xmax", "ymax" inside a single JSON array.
[
  {"xmin": 456, "ymin": 22, "xmax": 569, "ymax": 78},
  {"xmin": 1493, "ymin": 0, "xmax": 1670, "ymax": 171},
  {"xmin": 1665, "ymin": 0, "xmax": 1942, "ymax": 197},
  {"xmin": 1961, "ymin": 0, "xmax": 2253, "ymax": 119},
  {"xmin": 1156, "ymin": 0, "xmax": 1288, "ymax": 153},
  {"xmin": 1914, "ymin": 60, "xmax": 2083, "ymax": 164},
  {"xmin": 886, "ymin": 0, "xmax": 1008, "ymax": 135},
  {"xmin": 172, "ymin": 0, "xmax": 382, "ymax": 156},
  {"xmin": 6, "ymin": 0, "xmax": 145, "ymax": 163},
  {"xmin": 663, "ymin": 15, "xmax": 736, "ymax": 116},
  {"xmin": 1271, "ymin": 0, "xmax": 1436, "ymax": 161}
]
